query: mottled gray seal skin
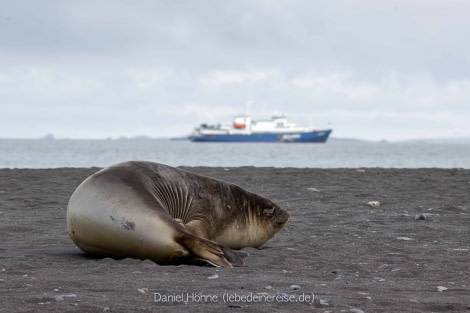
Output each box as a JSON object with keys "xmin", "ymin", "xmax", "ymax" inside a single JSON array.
[{"xmin": 66, "ymin": 161, "xmax": 290, "ymax": 267}]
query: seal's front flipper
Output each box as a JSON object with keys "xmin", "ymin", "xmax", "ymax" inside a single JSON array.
[{"xmin": 180, "ymin": 234, "xmax": 245, "ymax": 267}]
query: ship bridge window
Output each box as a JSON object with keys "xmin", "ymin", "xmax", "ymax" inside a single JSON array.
[{"xmin": 276, "ymin": 122, "xmax": 283, "ymax": 128}]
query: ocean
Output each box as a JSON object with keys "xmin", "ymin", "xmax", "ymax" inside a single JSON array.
[{"xmin": 1, "ymin": 139, "xmax": 469, "ymax": 169}]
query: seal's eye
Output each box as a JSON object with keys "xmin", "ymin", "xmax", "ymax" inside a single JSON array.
[{"xmin": 263, "ymin": 206, "xmax": 275, "ymax": 216}]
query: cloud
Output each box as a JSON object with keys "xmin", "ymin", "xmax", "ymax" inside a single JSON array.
[
  {"xmin": 1, "ymin": 0, "xmax": 470, "ymax": 140},
  {"xmin": 126, "ymin": 67, "xmax": 174, "ymax": 91},
  {"xmin": 292, "ymin": 72, "xmax": 381, "ymax": 101},
  {"xmin": 200, "ymin": 69, "xmax": 277, "ymax": 85}
]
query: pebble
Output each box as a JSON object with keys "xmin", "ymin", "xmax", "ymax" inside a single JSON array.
[
  {"xmin": 415, "ymin": 213, "xmax": 426, "ymax": 220},
  {"xmin": 289, "ymin": 284, "xmax": 300, "ymax": 290},
  {"xmin": 103, "ymin": 307, "xmax": 110, "ymax": 312},
  {"xmin": 437, "ymin": 286, "xmax": 448, "ymax": 292},
  {"xmin": 396, "ymin": 236, "xmax": 412, "ymax": 241},
  {"xmin": 207, "ymin": 274, "xmax": 219, "ymax": 280},
  {"xmin": 367, "ymin": 201, "xmax": 380, "ymax": 207},
  {"xmin": 331, "ymin": 269, "xmax": 341, "ymax": 274},
  {"xmin": 307, "ymin": 187, "xmax": 320, "ymax": 192},
  {"xmin": 137, "ymin": 288, "xmax": 148, "ymax": 293},
  {"xmin": 55, "ymin": 294, "xmax": 77, "ymax": 301}
]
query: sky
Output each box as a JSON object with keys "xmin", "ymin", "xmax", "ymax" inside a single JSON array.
[{"xmin": 1, "ymin": 0, "xmax": 470, "ymax": 141}]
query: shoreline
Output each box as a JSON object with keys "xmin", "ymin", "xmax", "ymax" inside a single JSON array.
[{"xmin": 1, "ymin": 167, "xmax": 469, "ymax": 312}]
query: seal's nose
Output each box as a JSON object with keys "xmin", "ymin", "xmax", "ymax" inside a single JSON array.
[{"xmin": 274, "ymin": 210, "xmax": 290, "ymax": 228}]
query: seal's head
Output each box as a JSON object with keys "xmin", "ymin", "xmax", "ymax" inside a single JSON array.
[
  {"xmin": 214, "ymin": 187, "xmax": 290, "ymax": 250},
  {"xmin": 247, "ymin": 196, "xmax": 290, "ymax": 247}
]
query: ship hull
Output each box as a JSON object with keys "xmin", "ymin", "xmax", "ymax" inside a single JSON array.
[{"xmin": 190, "ymin": 129, "xmax": 332, "ymax": 143}]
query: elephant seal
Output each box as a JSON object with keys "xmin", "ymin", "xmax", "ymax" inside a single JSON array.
[{"xmin": 66, "ymin": 161, "xmax": 289, "ymax": 267}]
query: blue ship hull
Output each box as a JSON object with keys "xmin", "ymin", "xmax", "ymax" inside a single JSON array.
[{"xmin": 190, "ymin": 129, "xmax": 332, "ymax": 143}]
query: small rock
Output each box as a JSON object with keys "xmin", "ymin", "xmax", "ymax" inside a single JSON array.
[
  {"xmin": 207, "ymin": 274, "xmax": 219, "ymax": 280},
  {"xmin": 264, "ymin": 285, "xmax": 273, "ymax": 290},
  {"xmin": 415, "ymin": 213, "xmax": 426, "ymax": 220},
  {"xmin": 437, "ymin": 286, "xmax": 448, "ymax": 292},
  {"xmin": 331, "ymin": 269, "xmax": 341, "ymax": 274},
  {"xmin": 396, "ymin": 236, "xmax": 412, "ymax": 241},
  {"xmin": 289, "ymin": 284, "xmax": 300, "ymax": 290},
  {"xmin": 367, "ymin": 201, "xmax": 380, "ymax": 207},
  {"xmin": 307, "ymin": 188, "xmax": 320, "ymax": 192},
  {"xmin": 103, "ymin": 307, "xmax": 110, "ymax": 312},
  {"xmin": 55, "ymin": 294, "xmax": 77, "ymax": 301},
  {"xmin": 137, "ymin": 288, "xmax": 148, "ymax": 293},
  {"xmin": 341, "ymin": 309, "xmax": 364, "ymax": 313}
]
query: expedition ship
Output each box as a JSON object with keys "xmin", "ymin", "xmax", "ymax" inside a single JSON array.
[{"xmin": 189, "ymin": 114, "xmax": 332, "ymax": 143}]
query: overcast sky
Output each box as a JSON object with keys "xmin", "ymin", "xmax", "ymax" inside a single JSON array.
[{"xmin": 1, "ymin": 0, "xmax": 469, "ymax": 141}]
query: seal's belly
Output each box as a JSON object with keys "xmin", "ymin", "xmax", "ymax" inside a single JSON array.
[{"xmin": 67, "ymin": 181, "xmax": 184, "ymax": 263}]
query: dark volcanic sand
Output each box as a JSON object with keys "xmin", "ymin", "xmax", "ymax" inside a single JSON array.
[{"xmin": 0, "ymin": 167, "xmax": 469, "ymax": 313}]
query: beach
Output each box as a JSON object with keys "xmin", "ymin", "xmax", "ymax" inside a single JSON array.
[{"xmin": 0, "ymin": 166, "xmax": 469, "ymax": 312}]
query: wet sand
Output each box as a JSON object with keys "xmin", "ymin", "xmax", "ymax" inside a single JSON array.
[{"xmin": 0, "ymin": 166, "xmax": 469, "ymax": 312}]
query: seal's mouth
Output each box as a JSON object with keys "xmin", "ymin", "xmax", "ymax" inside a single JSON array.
[{"xmin": 274, "ymin": 211, "xmax": 290, "ymax": 228}]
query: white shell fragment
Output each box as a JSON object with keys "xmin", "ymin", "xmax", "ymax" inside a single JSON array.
[
  {"xmin": 396, "ymin": 237, "xmax": 413, "ymax": 241},
  {"xmin": 367, "ymin": 201, "xmax": 380, "ymax": 207},
  {"xmin": 207, "ymin": 274, "xmax": 219, "ymax": 280}
]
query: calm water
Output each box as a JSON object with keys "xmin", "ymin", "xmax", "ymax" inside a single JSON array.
[{"xmin": 0, "ymin": 139, "xmax": 469, "ymax": 169}]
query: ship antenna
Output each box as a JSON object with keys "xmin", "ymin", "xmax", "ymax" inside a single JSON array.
[{"xmin": 203, "ymin": 108, "xmax": 216, "ymax": 124}]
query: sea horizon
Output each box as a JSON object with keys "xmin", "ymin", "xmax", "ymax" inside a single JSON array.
[{"xmin": 1, "ymin": 137, "xmax": 469, "ymax": 169}]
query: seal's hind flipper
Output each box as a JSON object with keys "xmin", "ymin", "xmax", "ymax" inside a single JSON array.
[
  {"xmin": 234, "ymin": 250, "xmax": 248, "ymax": 259},
  {"xmin": 218, "ymin": 245, "xmax": 245, "ymax": 267},
  {"xmin": 180, "ymin": 234, "xmax": 245, "ymax": 267}
]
